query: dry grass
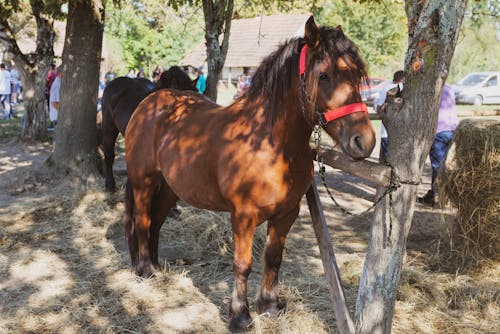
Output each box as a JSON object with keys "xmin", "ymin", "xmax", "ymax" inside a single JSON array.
[
  {"xmin": 1, "ymin": 148, "xmax": 499, "ymax": 333},
  {"xmin": 439, "ymin": 119, "xmax": 500, "ymax": 264}
]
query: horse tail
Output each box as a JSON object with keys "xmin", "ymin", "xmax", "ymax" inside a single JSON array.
[{"xmin": 124, "ymin": 178, "xmax": 137, "ymax": 265}]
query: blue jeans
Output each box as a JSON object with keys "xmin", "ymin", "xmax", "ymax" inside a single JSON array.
[
  {"xmin": 1, "ymin": 94, "xmax": 11, "ymax": 119},
  {"xmin": 379, "ymin": 137, "xmax": 388, "ymax": 162},
  {"xmin": 429, "ymin": 131, "xmax": 454, "ymax": 191}
]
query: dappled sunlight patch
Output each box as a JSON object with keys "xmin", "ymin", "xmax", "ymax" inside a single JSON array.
[
  {"xmin": 1, "ymin": 248, "xmax": 73, "ymax": 309},
  {"xmin": 106, "ymin": 269, "xmax": 225, "ymax": 332}
]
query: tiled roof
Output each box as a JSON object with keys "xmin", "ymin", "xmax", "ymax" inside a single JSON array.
[{"xmin": 180, "ymin": 14, "xmax": 310, "ymax": 68}]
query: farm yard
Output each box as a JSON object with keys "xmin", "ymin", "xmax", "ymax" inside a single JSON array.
[
  {"xmin": 1, "ymin": 0, "xmax": 499, "ymax": 332},
  {"xmin": 1, "ymin": 104, "xmax": 498, "ymax": 333}
]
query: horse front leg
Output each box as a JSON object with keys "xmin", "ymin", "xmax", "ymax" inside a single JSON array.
[
  {"xmin": 229, "ymin": 210, "xmax": 258, "ymax": 332},
  {"xmin": 102, "ymin": 124, "xmax": 119, "ymax": 192},
  {"xmin": 256, "ymin": 204, "xmax": 300, "ymax": 317}
]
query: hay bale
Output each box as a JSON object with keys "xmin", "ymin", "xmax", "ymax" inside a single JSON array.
[{"xmin": 439, "ymin": 119, "xmax": 500, "ymax": 264}]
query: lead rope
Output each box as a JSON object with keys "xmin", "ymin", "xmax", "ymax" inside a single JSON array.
[{"xmin": 313, "ymin": 130, "xmax": 420, "ymax": 220}]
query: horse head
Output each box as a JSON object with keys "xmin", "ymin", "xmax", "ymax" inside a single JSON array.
[
  {"xmin": 301, "ymin": 16, "xmax": 375, "ymax": 160},
  {"xmin": 156, "ymin": 66, "xmax": 197, "ymax": 92}
]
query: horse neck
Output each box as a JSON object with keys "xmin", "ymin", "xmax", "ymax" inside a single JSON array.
[{"xmin": 271, "ymin": 91, "xmax": 313, "ymax": 154}]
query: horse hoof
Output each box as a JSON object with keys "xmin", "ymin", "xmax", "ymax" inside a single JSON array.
[
  {"xmin": 229, "ymin": 312, "xmax": 253, "ymax": 332},
  {"xmin": 105, "ymin": 180, "xmax": 116, "ymax": 193},
  {"xmin": 135, "ymin": 262, "xmax": 156, "ymax": 278},
  {"xmin": 255, "ymin": 298, "xmax": 286, "ymax": 317}
]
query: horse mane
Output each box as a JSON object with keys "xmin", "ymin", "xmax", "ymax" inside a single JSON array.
[
  {"xmin": 155, "ymin": 66, "xmax": 196, "ymax": 92},
  {"xmin": 246, "ymin": 26, "xmax": 367, "ymax": 126}
]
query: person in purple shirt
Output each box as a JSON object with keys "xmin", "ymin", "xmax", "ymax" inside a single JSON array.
[{"xmin": 419, "ymin": 83, "xmax": 458, "ymax": 205}]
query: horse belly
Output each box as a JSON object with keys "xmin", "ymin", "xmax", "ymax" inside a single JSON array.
[
  {"xmin": 157, "ymin": 140, "xmax": 231, "ymax": 212},
  {"xmin": 218, "ymin": 153, "xmax": 313, "ymax": 216}
]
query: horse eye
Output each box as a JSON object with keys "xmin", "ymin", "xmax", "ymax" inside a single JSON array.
[{"xmin": 319, "ymin": 73, "xmax": 329, "ymax": 81}]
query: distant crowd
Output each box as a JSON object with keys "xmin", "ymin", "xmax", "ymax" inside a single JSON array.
[
  {"xmin": 0, "ymin": 62, "xmax": 21, "ymax": 120},
  {"xmin": 102, "ymin": 65, "xmax": 207, "ymax": 95},
  {"xmin": 1, "ymin": 60, "xmax": 255, "ymax": 126}
]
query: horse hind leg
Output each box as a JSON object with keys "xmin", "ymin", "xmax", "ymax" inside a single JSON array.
[
  {"xmin": 149, "ymin": 179, "xmax": 179, "ymax": 269},
  {"xmin": 102, "ymin": 118, "xmax": 119, "ymax": 192},
  {"xmin": 256, "ymin": 204, "xmax": 300, "ymax": 317},
  {"xmin": 129, "ymin": 176, "xmax": 161, "ymax": 278}
]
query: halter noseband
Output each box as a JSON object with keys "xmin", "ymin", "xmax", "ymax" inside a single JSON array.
[{"xmin": 299, "ymin": 44, "xmax": 368, "ymax": 125}]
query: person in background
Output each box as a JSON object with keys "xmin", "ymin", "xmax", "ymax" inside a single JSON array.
[
  {"xmin": 234, "ymin": 74, "xmax": 249, "ymax": 100},
  {"xmin": 0, "ymin": 63, "xmax": 12, "ymax": 120},
  {"xmin": 195, "ymin": 66, "xmax": 206, "ymax": 94},
  {"xmin": 126, "ymin": 68, "xmax": 135, "ymax": 78},
  {"xmin": 46, "ymin": 63, "xmax": 57, "ymax": 94},
  {"xmin": 137, "ymin": 68, "xmax": 146, "ymax": 78},
  {"xmin": 418, "ymin": 83, "xmax": 458, "ymax": 205},
  {"xmin": 152, "ymin": 65, "xmax": 162, "ymax": 83},
  {"xmin": 104, "ymin": 67, "xmax": 116, "ymax": 85},
  {"xmin": 49, "ymin": 66, "xmax": 62, "ymax": 129},
  {"xmin": 373, "ymin": 70, "xmax": 405, "ymax": 162},
  {"xmin": 10, "ymin": 63, "xmax": 21, "ymax": 106}
]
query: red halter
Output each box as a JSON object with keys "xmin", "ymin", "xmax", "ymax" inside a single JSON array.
[{"xmin": 299, "ymin": 44, "xmax": 368, "ymax": 125}]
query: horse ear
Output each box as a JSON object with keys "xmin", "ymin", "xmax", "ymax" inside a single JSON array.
[{"xmin": 304, "ymin": 16, "xmax": 320, "ymax": 48}]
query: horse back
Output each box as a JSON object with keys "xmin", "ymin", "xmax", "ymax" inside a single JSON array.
[{"xmin": 102, "ymin": 77, "xmax": 153, "ymax": 135}]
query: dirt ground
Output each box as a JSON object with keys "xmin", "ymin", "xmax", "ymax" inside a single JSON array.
[{"xmin": 0, "ymin": 137, "xmax": 498, "ymax": 334}]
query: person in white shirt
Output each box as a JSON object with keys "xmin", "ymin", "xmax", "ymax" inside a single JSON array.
[
  {"xmin": 373, "ymin": 70, "xmax": 405, "ymax": 162},
  {"xmin": 10, "ymin": 64, "xmax": 21, "ymax": 105},
  {"xmin": 0, "ymin": 63, "xmax": 12, "ymax": 119},
  {"xmin": 49, "ymin": 66, "xmax": 62, "ymax": 128}
]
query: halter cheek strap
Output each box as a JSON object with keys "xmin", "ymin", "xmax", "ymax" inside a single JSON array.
[
  {"xmin": 299, "ymin": 44, "xmax": 368, "ymax": 125},
  {"xmin": 299, "ymin": 44, "xmax": 308, "ymax": 76}
]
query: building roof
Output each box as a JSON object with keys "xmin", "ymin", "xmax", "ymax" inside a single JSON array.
[{"xmin": 180, "ymin": 14, "xmax": 310, "ymax": 68}]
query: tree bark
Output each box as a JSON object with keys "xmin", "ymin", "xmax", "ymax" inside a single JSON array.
[
  {"xmin": 354, "ymin": 1, "xmax": 467, "ymax": 333},
  {"xmin": 48, "ymin": 0, "xmax": 104, "ymax": 174},
  {"xmin": 0, "ymin": 0, "xmax": 55, "ymax": 141},
  {"xmin": 202, "ymin": 0, "xmax": 233, "ymax": 102}
]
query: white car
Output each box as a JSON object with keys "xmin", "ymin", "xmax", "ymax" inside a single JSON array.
[{"xmin": 452, "ymin": 72, "xmax": 500, "ymax": 106}]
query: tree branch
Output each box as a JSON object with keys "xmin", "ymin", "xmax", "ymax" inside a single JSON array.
[{"xmin": 0, "ymin": 17, "xmax": 31, "ymax": 67}]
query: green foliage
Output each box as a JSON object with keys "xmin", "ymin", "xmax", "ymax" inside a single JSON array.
[
  {"xmin": 233, "ymin": 0, "xmax": 407, "ymax": 78},
  {"xmin": 448, "ymin": 13, "xmax": 500, "ymax": 83},
  {"xmin": 317, "ymin": 0, "xmax": 407, "ymax": 78},
  {"xmin": 234, "ymin": 0, "xmax": 319, "ymax": 17},
  {"xmin": 105, "ymin": 0, "xmax": 203, "ymax": 76},
  {"xmin": 470, "ymin": 0, "xmax": 500, "ymax": 25}
]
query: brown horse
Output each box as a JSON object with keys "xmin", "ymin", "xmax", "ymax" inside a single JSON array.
[
  {"xmin": 124, "ymin": 17, "xmax": 375, "ymax": 331},
  {"xmin": 101, "ymin": 67, "xmax": 195, "ymax": 192}
]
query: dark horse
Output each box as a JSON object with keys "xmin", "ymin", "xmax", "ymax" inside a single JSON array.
[
  {"xmin": 124, "ymin": 17, "xmax": 375, "ymax": 331},
  {"xmin": 101, "ymin": 66, "xmax": 196, "ymax": 192}
]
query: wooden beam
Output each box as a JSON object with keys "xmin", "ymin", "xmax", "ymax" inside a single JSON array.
[
  {"xmin": 306, "ymin": 183, "xmax": 355, "ymax": 334},
  {"xmin": 311, "ymin": 147, "xmax": 391, "ymax": 188}
]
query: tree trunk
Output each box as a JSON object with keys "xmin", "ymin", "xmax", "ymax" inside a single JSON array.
[
  {"xmin": 20, "ymin": 76, "xmax": 49, "ymax": 140},
  {"xmin": 354, "ymin": 1, "xmax": 467, "ymax": 333},
  {"xmin": 0, "ymin": 0, "xmax": 55, "ymax": 141},
  {"xmin": 202, "ymin": 0, "xmax": 233, "ymax": 102},
  {"xmin": 48, "ymin": 0, "xmax": 104, "ymax": 175}
]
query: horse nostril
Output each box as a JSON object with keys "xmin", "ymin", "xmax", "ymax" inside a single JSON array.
[{"xmin": 353, "ymin": 135, "xmax": 364, "ymax": 151}]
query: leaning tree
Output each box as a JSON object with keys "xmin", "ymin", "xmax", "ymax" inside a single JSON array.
[
  {"xmin": 354, "ymin": 0, "xmax": 467, "ymax": 333},
  {"xmin": 0, "ymin": 0, "xmax": 63, "ymax": 141}
]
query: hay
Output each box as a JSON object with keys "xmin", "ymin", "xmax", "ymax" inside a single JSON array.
[
  {"xmin": 2, "ymin": 140, "xmax": 499, "ymax": 333},
  {"xmin": 439, "ymin": 119, "xmax": 500, "ymax": 264}
]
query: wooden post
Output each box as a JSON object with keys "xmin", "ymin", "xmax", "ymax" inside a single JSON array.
[
  {"xmin": 311, "ymin": 147, "xmax": 391, "ymax": 188},
  {"xmin": 306, "ymin": 182, "xmax": 355, "ymax": 334}
]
